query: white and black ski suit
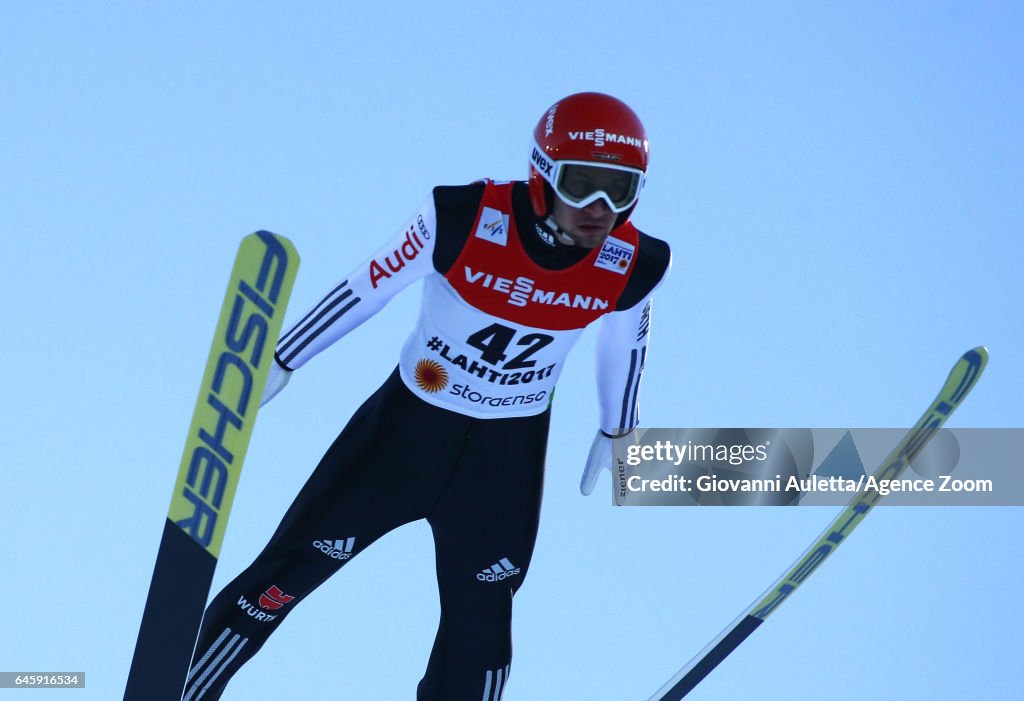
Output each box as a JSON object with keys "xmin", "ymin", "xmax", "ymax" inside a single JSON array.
[{"xmin": 185, "ymin": 179, "xmax": 670, "ymax": 701}]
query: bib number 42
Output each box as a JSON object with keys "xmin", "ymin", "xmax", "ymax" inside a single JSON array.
[{"xmin": 466, "ymin": 323, "xmax": 553, "ymax": 370}]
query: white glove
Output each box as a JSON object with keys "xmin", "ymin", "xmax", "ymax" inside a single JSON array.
[
  {"xmin": 260, "ymin": 360, "xmax": 292, "ymax": 407},
  {"xmin": 580, "ymin": 429, "xmax": 637, "ymax": 497}
]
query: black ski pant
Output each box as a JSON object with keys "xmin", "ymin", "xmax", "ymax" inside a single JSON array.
[{"xmin": 184, "ymin": 368, "xmax": 549, "ymax": 700}]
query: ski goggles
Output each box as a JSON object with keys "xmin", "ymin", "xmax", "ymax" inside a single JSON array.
[{"xmin": 532, "ymin": 145, "xmax": 645, "ymax": 213}]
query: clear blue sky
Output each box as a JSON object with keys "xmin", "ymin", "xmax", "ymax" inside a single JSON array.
[{"xmin": 2, "ymin": 2, "xmax": 1021, "ymax": 699}]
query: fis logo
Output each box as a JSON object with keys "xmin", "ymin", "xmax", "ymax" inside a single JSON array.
[
  {"xmin": 594, "ymin": 236, "xmax": 635, "ymax": 275},
  {"xmin": 474, "ymin": 207, "xmax": 509, "ymax": 247},
  {"xmin": 313, "ymin": 537, "xmax": 356, "ymax": 561},
  {"xmin": 476, "ymin": 558, "xmax": 521, "ymax": 583}
]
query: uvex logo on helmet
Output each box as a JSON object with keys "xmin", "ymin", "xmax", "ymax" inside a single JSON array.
[
  {"xmin": 544, "ymin": 104, "xmax": 558, "ymax": 136},
  {"xmin": 531, "ymin": 147, "xmax": 554, "ymax": 177}
]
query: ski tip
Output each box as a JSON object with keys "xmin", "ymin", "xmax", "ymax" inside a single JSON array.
[
  {"xmin": 948, "ymin": 347, "xmax": 988, "ymax": 406},
  {"xmin": 243, "ymin": 231, "xmax": 301, "ymax": 265},
  {"xmin": 964, "ymin": 346, "xmax": 989, "ymax": 366}
]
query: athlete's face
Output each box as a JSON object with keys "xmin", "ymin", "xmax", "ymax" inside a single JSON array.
[{"xmin": 550, "ymin": 197, "xmax": 617, "ymax": 249}]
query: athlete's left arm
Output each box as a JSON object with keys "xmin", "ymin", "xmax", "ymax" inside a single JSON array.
[
  {"xmin": 581, "ymin": 234, "xmax": 671, "ymax": 497},
  {"xmin": 595, "ymin": 234, "xmax": 671, "ymax": 436}
]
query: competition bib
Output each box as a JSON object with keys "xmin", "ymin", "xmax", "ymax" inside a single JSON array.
[{"xmin": 398, "ymin": 181, "xmax": 638, "ymax": 418}]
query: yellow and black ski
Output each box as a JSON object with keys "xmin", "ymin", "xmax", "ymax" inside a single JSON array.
[
  {"xmin": 650, "ymin": 347, "xmax": 989, "ymax": 700},
  {"xmin": 124, "ymin": 232, "xmax": 298, "ymax": 701}
]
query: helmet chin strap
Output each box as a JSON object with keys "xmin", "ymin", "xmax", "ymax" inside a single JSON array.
[{"xmin": 538, "ymin": 216, "xmax": 580, "ymax": 247}]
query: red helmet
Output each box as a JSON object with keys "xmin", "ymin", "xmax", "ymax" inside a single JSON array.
[{"xmin": 528, "ymin": 92, "xmax": 649, "ymax": 222}]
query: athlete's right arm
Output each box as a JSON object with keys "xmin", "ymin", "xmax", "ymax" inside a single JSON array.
[{"xmin": 259, "ymin": 196, "xmax": 439, "ymax": 405}]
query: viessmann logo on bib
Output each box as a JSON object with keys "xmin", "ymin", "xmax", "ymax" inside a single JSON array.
[{"xmin": 463, "ymin": 266, "xmax": 610, "ymax": 310}]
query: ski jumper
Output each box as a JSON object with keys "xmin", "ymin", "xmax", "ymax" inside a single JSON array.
[{"xmin": 185, "ymin": 180, "xmax": 671, "ymax": 701}]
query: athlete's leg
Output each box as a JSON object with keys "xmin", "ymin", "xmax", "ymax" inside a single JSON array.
[
  {"xmin": 416, "ymin": 410, "xmax": 550, "ymax": 701},
  {"xmin": 185, "ymin": 371, "xmax": 469, "ymax": 700}
]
